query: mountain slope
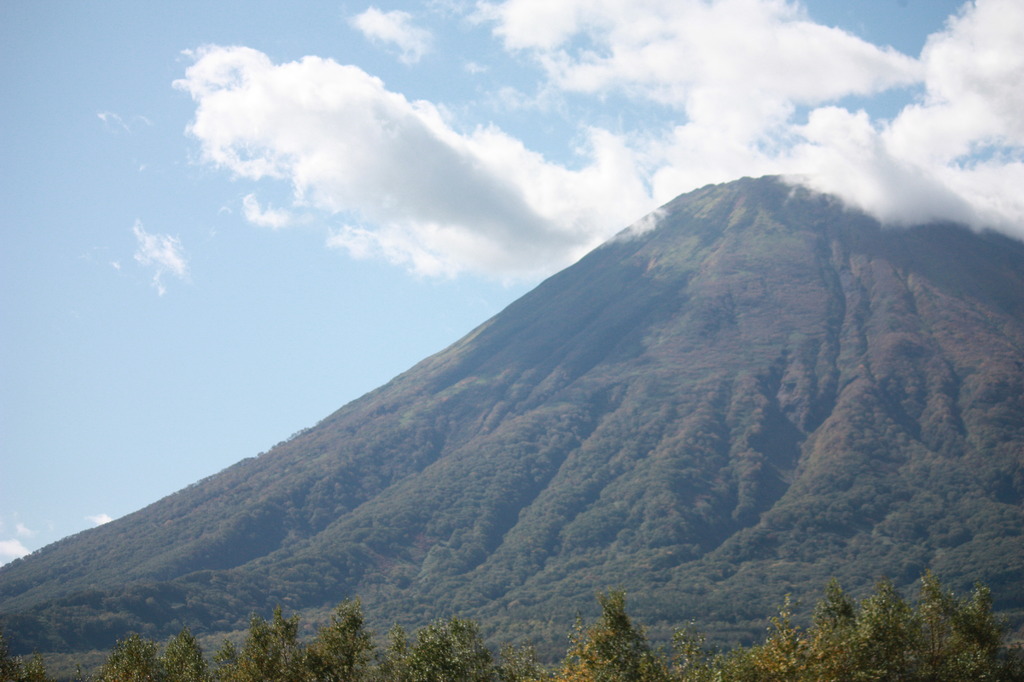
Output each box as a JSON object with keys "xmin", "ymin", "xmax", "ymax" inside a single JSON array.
[{"xmin": 2, "ymin": 176, "xmax": 1023, "ymax": 654}]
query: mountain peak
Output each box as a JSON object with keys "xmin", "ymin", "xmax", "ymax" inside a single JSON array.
[{"xmin": 3, "ymin": 176, "xmax": 1022, "ymax": 656}]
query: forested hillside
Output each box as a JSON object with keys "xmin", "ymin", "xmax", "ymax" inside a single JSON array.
[
  {"xmin": 2, "ymin": 177, "xmax": 1022, "ymax": 661},
  {"xmin": 3, "ymin": 575, "xmax": 1022, "ymax": 680}
]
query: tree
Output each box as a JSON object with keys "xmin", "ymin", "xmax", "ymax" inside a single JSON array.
[
  {"xmin": 852, "ymin": 579, "xmax": 920, "ymax": 680},
  {"xmin": 6, "ymin": 576, "xmax": 1022, "ymax": 681},
  {"xmin": 745, "ymin": 596, "xmax": 809, "ymax": 681},
  {"xmin": 404, "ymin": 617, "xmax": 496, "ymax": 682},
  {"xmin": 161, "ymin": 627, "xmax": 209, "ymax": 682},
  {"xmin": 0, "ymin": 630, "xmax": 21, "ymax": 681},
  {"xmin": 555, "ymin": 590, "xmax": 668, "ymax": 682},
  {"xmin": 0, "ymin": 644, "xmax": 51, "ymax": 682},
  {"xmin": 915, "ymin": 571, "xmax": 1011, "ymax": 680},
  {"xmin": 95, "ymin": 633, "xmax": 163, "ymax": 682},
  {"xmin": 755, "ymin": 573, "xmax": 1024, "ymax": 682},
  {"xmin": 805, "ymin": 579, "xmax": 857, "ymax": 681},
  {"xmin": 18, "ymin": 654, "xmax": 51, "ymax": 682},
  {"xmin": 375, "ymin": 624, "xmax": 411, "ymax": 682},
  {"xmin": 215, "ymin": 607, "xmax": 304, "ymax": 682},
  {"xmin": 497, "ymin": 643, "xmax": 544, "ymax": 682},
  {"xmin": 670, "ymin": 623, "xmax": 717, "ymax": 682},
  {"xmin": 303, "ymin": 599, "xmax": 374, "ymax": 681}
]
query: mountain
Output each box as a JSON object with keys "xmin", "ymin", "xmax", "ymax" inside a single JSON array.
[{"xmin": 2, "ymin": 176, "xmax": 1023, "ymax": 657}]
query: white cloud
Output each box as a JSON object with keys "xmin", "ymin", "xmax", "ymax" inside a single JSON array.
[
  {"xmin": 900, "ymin": 0, "xmax": 1024, "ymax": 157},
  {"xmin": 0, "ymin": 538, "xmax": 30, "ymax": 564},
  {"xmin": 792, "ymin": 0, "xmax": 1024, "ymax": 234},
  {"xmin": 175, "ymin": 46, "xmax": 651, "ymax": 277},
  {"xmin": 86, "ymin": 513, "xmax": 114, "ymax": 526},
  {"xmin": 786, "ymin": 107, "xmax": 977, "ymax": 227},
  {"xmin": 480, "ymin": 0, "xmax": 1024, "ymax": 237},
  {"xmin": 351, "ymin": 7, "xmax": 433, "ymax": 64},
  {"xmin": 242, "ymin": 193, "xmax": 293, "ymax": 229},
  {"xmin": 132, "ymin": 220, "xmax": 189, "ymax": 295},
  {"xmin": 476, "ymin": 0, "xmax": 918, "ymax": 186},
  {"xmin": 15, "ymin": 522, "xmax": 35, "ymax": 538},
  {"xmin": 178, "ymin": 1, "xmax": 1024, "ymax": 280},
  {"xmin": 481, "ymin": 0, "xmax": 918, "ymax": 109}
]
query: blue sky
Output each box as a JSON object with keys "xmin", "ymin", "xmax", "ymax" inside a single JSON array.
[{"xmin": 3, "ymin": 0, "xmax": 1022, "ymax": 565}]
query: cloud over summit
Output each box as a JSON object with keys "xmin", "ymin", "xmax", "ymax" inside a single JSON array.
[
  {"xmin": 793, "ymin": 0, "xmax": 1024, "ymax": 230},
  {"xmin": 177, "ymin": 0, "xmax": 1024, "ymax": 279}
]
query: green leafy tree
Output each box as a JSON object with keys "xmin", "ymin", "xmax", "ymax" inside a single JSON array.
[
  {"xmin": 745, "ymin": 596, "xmax": 810, "ymax": 681},
  {"xmin": 851, "ymin": 579, "xmax": 920, "ymax": 680},
  {"xmin": 0, "ymin": 631, "xmax": 51, "ymax": 682},
  {"xmin": 215, "ymin": 607, "xmax": 304, "ymax": 682},
  {"xmin": 749, "ymin": 573, "xmax": 1024, "ymax": 682},
  {"xmin": 404, "ymin": 617, "xmax": 496, "ymax": 682},
  {"xmin": 805, "ymin": 578, "xmax": 858, "ymax": 681},
  {"xmin": 556, "ymin": 590, "xmax": 668, "ymax": 682},
  {"xmin": 375, "ymin": 624, "xmax": 411, "ymax": 682},
  {"xmin": 161, "ymin": 627, "xmax": 209, "ymax": 682},
  {"xmin": 212, "ymin": 638, "xmax": 238, "ymax": 672},
  {"xmin": 497, "ymin": 643, "xmax": 544, "ymax": 682},
  {"xmin": 303, "ymin": 599, "xmax": 374, "ymax": 681},
  {"xmin": 17, "ymin": 654, "xmax": 51, "ymax": 682},
  {"xmin": 0, "ymin": 631, "xmax": 20, "ymax": 681},
  {"xmin": 95, "ymin": 633, "xmax": 163, "ymax": 682},
  {"xmin": 915, "ymin": 571, "xmax": 1010, "ymax": 680},
  {"xmin": 7, "ymin": 575, "xmax": 1023, "ymax": 681},
  {"xmin": 669, "ymin": 624, "xmax": 718, "ymax": 682}
]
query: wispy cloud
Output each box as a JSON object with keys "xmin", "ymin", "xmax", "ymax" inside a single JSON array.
[
  {"xmin": 350, "ymin": 7, "xmax": 433, "ymax": 64},
  {"xmin": 86, "ymin": 513, "xmax": 113, "ymax": 526},
  {"xmin": 132, "ymin": 220, "xmax": 189, "ymax": 295},
  {"xmin": 98, "ymin": 111, "xmax": 153, "ymax": 133},
  {"xmin": 242, "ymin": 194, "xmax": 293, "ymax": 229}
]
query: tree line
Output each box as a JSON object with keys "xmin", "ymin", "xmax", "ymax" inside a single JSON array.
[{"xmin": 2, "ymin": 572, "xmax": 1021, "ymax": 681}]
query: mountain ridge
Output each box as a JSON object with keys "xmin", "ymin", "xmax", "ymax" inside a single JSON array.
[{"xmin": 3, "ymin": 176, "xmax": 1023, "ymax": 655}]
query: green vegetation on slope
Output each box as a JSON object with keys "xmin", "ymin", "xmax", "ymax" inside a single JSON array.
[
  {"xmin": 2, "ymin": 177, "xmax": 1022, "ymax": 661},
  {"xmin": 3, "ymin": 575, "xmax": 1022, "ymax": 680}
]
